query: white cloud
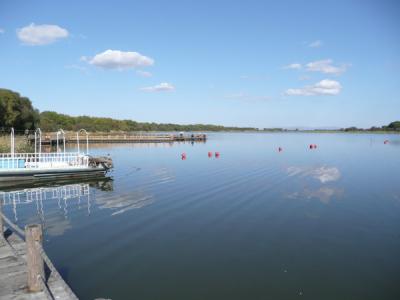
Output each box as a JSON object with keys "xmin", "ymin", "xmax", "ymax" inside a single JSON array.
[
  {"xmin": 17, "ymin": 23, "xmax": 68, "ymax": 45},
  {"xmin": 88, "ymin": 49, "xmax": 154, "ymax": 70},
  {"xmin": 309, "ymin": 40, "xmax": 322, "ymax": 48},
  {"xmin": 306, "ymin": 59, "xmax": 348, "ymax": 75},
  {"xmin": 0, "ymin": 28, "xmax": 5, "ymax": 34},
  {"xmin": 285, "ymin": 79, "xmax": 342, "ymax": 96},
  {"xmin": 284, "ymin": 63, "xmax": 302, "ymax": 70},
  {"xmin": 140, "ymin": 82, "xmax": 175, "ymax": 92},
  {"xmin": 136, "ymin": 70, "xmax": 152, "ymax": 77}
]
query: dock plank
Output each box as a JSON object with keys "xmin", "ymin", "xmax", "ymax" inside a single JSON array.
[
  {"xmin": 0, "ymin": 230, "xmax": 77, "ymax": 300},
  {"xmin": 29, "ymin": 133, "xmax": 207, "ymax": 145}
]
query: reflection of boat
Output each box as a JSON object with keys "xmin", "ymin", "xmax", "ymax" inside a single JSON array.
[
  {"xmin": 1, "ymin": 183, "xmax": 91, "ymax": 221},
  {"xmin": 0, "ymin": 178, "xmax": 113, "ymax": 221},
  {"xmin": 0, "ymin": 128, "xmax": 113, "ymax": 183},
  {"xmin": 0, "ymin": 176, "xmax": 114, "ymax": 191}
]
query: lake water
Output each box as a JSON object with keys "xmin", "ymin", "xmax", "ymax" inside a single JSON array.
[{"xmin": 2, "ymin": 133, "xmax": 400, "ymax": 300}]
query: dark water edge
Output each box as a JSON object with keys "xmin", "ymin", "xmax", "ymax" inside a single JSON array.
[{"xmin": 2, "ymin": 133, "xmax": 400, "ymax": 300}]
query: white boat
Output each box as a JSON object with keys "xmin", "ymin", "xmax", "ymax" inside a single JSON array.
[{"xmin": 0, "ymin": 128, "xmax": 112, "ymax": 182}]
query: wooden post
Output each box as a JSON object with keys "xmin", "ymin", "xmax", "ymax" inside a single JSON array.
[{"xmin": 25, "ymin": 224, "xmax": 44, "ymax": 292}]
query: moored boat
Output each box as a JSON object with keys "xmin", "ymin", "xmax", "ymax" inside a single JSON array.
[{"xmin": 0, "ymin": 128, "xmax": 113, "ymax": 182}]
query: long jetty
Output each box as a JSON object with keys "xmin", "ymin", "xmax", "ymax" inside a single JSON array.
[
  {"xmin": 30, "ymin": 133, "xmax": 207, "ymax": 145},
  {"xmin": 0, "ymin": 201, "xmax": 78, "ymax": 300}
]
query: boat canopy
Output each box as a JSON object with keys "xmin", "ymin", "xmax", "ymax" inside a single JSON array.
[{"xmin": 0, "ymin": 128, "xmax": 91, "ymax": 170}]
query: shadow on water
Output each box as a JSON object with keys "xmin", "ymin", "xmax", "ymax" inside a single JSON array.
[{"xmin": 0, "ymin": 176, "xmax": 114, "ymax": 192}]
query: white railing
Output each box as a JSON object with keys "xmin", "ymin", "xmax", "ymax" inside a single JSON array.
[{"xmin": 0, "ymin": 152, "xmax": 89, "ymax": 170}]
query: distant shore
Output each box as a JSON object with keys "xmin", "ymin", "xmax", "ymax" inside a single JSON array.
[{"xmin": 259, "ymin": 130, "xmax": 400, "ymax": 134}]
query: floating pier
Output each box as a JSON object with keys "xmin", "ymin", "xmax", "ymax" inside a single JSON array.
[
  {"xmin": 30, "ymin": 133, "xmax": 207, "ymax": 145},
  {"xmin": 0, "ymin": 208, "xmax": 78, "ymax": 299}
]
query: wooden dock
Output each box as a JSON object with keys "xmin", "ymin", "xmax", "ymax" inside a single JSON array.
[
  {"xmin": 0, "ymin": 205, "xmax": 78, "ymax": 300},
  {"xmin": 30, "ymin": 133, "xmax": 207, "ymax": 145}
]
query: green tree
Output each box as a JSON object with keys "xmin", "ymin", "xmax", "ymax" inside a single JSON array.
[
  {"xmin": 387, "ymin": 121, "xmax": 400, "ymax": 130},
  {"xmin": 0, "ymin": 89, "xmax": 39, "ymax": 130}
]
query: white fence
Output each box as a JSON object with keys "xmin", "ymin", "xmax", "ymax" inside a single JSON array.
[{"xmin": 0, "ymin": 152, "xmax": 89, "ymax": 170}]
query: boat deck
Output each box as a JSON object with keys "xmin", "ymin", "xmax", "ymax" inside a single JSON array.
[{"xmin": 0, "ymin": 152, "xmax": 109, "ymax": 182}]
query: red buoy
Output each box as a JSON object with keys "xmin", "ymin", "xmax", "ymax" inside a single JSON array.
[
  {"xmin": 309, "ymin": 144, "xmax": 313, "ymax": 149},
  {"xmin": 208, "ymin": 151, "xmax": 213, "ymax": 158},
  {"xmin": 181, "ymin": 153, "xmax": 187, "ymax": 160},
  {"xmin": 215, "ymin": 152, "xmax": 220, "ymax": 158}
]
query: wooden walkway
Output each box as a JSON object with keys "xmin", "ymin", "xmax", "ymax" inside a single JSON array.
[
  {"xmin": 30, "ymin": 133, "xmax": 207, "ymax": 145},
  {"xmin": 0, "ymin": 213, "xmax": 78, "ymax": 300}
]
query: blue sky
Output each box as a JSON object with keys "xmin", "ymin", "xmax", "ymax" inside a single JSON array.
[{"xmin": 0, "ymin": 0, "xmax": 399, "ymax": 128}]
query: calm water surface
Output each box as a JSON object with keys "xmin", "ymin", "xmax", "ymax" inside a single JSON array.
[{"xmin": 2, "ymin": 133, "xmax": 400, "ymax": 300}]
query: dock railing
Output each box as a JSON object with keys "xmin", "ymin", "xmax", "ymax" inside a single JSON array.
[
  {"xmin": 0, "ymin": 202, "xmax": 78, "ymax": 299},
  {"xmin": 0, "ymin": 152, "xmax": 89, "ymax": 170},
  {"xmin": 31, "ymin": 132, "xmax": 207, "ymax": 144}
]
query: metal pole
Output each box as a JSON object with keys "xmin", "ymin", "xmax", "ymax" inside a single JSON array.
[
  {"xmin": 34, "ymin": 132, "xmax": 37, "ymax": 157},
  {"xmin": 58, "ymin": 129, "xmax": 65, "ymax": 163},
  {"xmin": 11, "ymin": 128, "xmax": 15, "ymax": 169},
  {"xmin": 56, "ymin": 131, "xmax": 60, "ymax": 153},
  {"xmin": 78, "ymin": 129, "xmax": 89, "ymax": 154},
  {"xmin": 37, "ymin": 128, "xmax": 42, "ymax": 155},
  {"xmin": 86, "ymin": 131, "xmax": 89, "ymax": 154},
  {"xmin": 77, "ymin": 132, "xmax": 80, "ymax": 153},
  {"xmin": 11, "ymin": 128, "xmax": 14, "ymax": 155}
]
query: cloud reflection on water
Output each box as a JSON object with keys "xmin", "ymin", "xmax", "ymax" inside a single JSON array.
[
  {"xmin": 286, "ymin": 165, "xmax": 343, "ymax": 204},
  {"xmin": 287, "ymin": 165, "xmax": 341, "ymax": 183},
  {"xmin": 96, "ymin": 191, "xmax": 153, "ymax": 216},
  {"xmin": 287, "ymin": 186, "xmax": 344, "ymax": 204}
]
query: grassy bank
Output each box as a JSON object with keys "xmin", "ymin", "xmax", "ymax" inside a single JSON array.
[{"xmin": 0, "ymin": 135, "xmax": 34, "ymax": 153}]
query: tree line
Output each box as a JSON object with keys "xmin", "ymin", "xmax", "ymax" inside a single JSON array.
[
  {"xmin": 341, "ymin": 122, "xmax": 400, "ymax": 132},
  {"xmin": 38, "ymin": 111, "xmax": 256, "ymax": 132},
  {"xmin": 0, "ymin": 88, "xmax": 256, "ymax": 132}
]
